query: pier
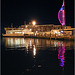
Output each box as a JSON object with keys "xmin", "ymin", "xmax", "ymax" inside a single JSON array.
[
  {"xmin": 24, "ymin": 33, "xmax": 74, "ymax": 40},
  {"xmin": 3, "ymin": 24, "xmax": 75, "ymax": 41}
]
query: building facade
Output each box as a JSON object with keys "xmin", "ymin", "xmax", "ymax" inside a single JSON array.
[{"xmin": 3, "ymin": 24, "xmax": 75, "ymax": 37}]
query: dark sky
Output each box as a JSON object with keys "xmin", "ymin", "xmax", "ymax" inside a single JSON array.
[{"xmin": 1, "ymin": 0, "xmax": 74, "ymax": 31}]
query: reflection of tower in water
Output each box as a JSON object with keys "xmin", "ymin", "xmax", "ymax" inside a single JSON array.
[{"xmin": 58, "ymin": 43, "xmax": 65, "ymax": 70}]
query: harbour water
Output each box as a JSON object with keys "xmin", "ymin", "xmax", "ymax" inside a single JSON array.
[{"xmin": 1, "ymin": 37, "xmax": 74, "ymax": 75}]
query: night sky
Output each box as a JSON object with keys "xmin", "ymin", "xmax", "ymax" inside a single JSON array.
[{"xmin": 1, "ymin": 0, "xmax": 74, "ymax": 33}]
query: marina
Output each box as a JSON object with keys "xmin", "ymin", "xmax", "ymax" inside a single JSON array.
[{"xmin": 1, "ymin": 0, "xmax": 74, "ymax": 75}]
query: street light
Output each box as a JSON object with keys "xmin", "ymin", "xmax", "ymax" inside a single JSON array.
[
  {"xmin": 32, "ymin": 21, "xmax": 36, "ymax": 36},
  {"xmin": 32, "ymin": 21, "xmax": 36, "ymax": 26}
]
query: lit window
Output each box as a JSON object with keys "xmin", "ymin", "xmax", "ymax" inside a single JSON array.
[
  {"xmin": 30, "ymin": 29, "xmax": 32, "ymax": 31},
  {"xmin": 26, "ymin": 26, "xmax": 28, "ymax": 28},
  {"xmin": 22, "ymin": 32, "xmax": 24, "ymax": 34},
  {"xmin": 36, "ymin": 31, "xmax": 38, "ymax": 33},
  {"xmin": 54, "ymin": 31, "xmax": 57, "ymax": 34},
  {"xmin": 61, "ymin": 31, "xmax": 63, "ymax": 33}
]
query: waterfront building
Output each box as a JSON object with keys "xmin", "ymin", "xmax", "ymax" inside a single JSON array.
[{"xmin": 3, "ymin": 24, "xmax": 75, "ymax": 37}]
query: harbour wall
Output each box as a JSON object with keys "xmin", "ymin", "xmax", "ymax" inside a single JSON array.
[
  {"xmin": 2, "ymin": 33, "xmax": 74, "ymax": 40},
  {"xmin": 24, "ymin": 34, "xmax": 74, "ymax": 40}
]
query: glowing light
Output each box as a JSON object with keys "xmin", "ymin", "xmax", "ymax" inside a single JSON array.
[
  {"xmin": 36, "ymin": 31, "xmax": 38, "ymax": 33},
  {"xmin": 35, "ymin": 33, "xmax": 36, "ymax": 36},
  {"xmin": 30, "ymin": 40, "xmax": 32, "ymax": 48},
  {"xmin": 32, "ymin": 21, "xmax": 36, "ymax": 25},
  {"xmin": 15, "ymin": 32, "xmax": 21, "ymax": 34},
  {"xmin": 37, "ymin": 39, "xmax": 38, "ymax": 45},
  {"xmin": 61, "ymin": 31, "xmax": 63, "ymax": 33},
  {"xmin": 7, "ymin": 38, "xmax": 10, "ymax": 46},
  {"xmin": 58, "ymin": 32, "xmax": 60, "ymax": 36},
  {"xmin": 26, "ymin": 44, "xmax": 28, "ymax": 50},
  {"xmin": 30, "ymin": 29, "xmax": 32, "ymax": 31},
  {"xmin": 54, "ymin": 41, "xmax": 57, "ymax": 47},
  {"xmin": 58, "ymin": 0, "xmax": 65, "ymax": 26},
  {"xmin": 22, "ymin": 32, "xmax": 24, "ymax": 34},
  {"xmin": 58, "ymin": 32, "xmax": 60, "ymax": 34},
  {"xmin": 22, "ymin": 38, "xmax": 25, "ymax": 44},
  {"xmin": 54, "ymin": 31, "xmax": 57, "ymax": 34},
  {"xmin": 10, "ymin": 38, "xmax": 13, "ymax": 46},
  {"xmin": 33, "ymin": 45, "xmax": 36, "ymax": 56},
  {"xmin": 26, "ymin": 25, "xmax": 28, "ymax": 28},
  {"xmin": 10, "ymin": 32, "xmax": 12, "ymax": 34},
  {"xmin": 6, "ymin": 38, "xmax": 32, "ymax": 48}
]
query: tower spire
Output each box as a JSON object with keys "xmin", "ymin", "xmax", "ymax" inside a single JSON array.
[
  {"xmin": 63, "ymin": 0, "xmax": 65, "ymax": 6},
  {"xmin": 58, "ymin": 0, "xmax": 65, "ymax": 26}
]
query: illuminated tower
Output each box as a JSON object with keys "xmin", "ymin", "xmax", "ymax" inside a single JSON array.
[{"xmin": 58, "ymin": 0, "xmax": 65, "ymax": 26}]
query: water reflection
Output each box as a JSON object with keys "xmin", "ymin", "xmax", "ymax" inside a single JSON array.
[
  {"xmin": 2, "ymin": 37, "xmax": 74, "ymax": 75},
  {"xmin": 3, "ymin": 37, "xmax": 74, "ymax": 50},
  {"xmin": 58, "ymin": 43, "xmax": 65, "ymax": 70},
  {"xmin": 33, "ymin": 45, "xmax": 36, "ymax": 58},
  {"xmin": 26, "ymin": 44, "xmax": 28, "ymax": 54}
]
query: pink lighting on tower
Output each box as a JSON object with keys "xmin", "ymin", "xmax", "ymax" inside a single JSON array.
[
  {"xmin": 58, "ymin": 0, "xmax": 65, "ymax": 26},
  {"xmin": 63, "ymin": 0, "xmax": 65, "ymax": 6}
]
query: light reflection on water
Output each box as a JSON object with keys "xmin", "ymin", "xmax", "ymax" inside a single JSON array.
[
  {"xmin": 3, "ymin": 37, "xmax": 74, "ymax": 64},
  {"xmin": 33, "ymin": 45, "xmax": 36, "ymax": 58},
  {"xmin": 2, "ymin": 37, "xmax": 74, "ymax": 75},
  {"xmin": 58, "ymin": 43, "xmax": 65, "ymax": 70},
  {"xmin": 3, "ymin": 37, "xmax": 74, "ymax": 50}
]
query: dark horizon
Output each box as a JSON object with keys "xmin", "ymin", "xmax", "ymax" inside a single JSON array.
[{"xmin": 1, "ymin": 0, "xmax": 74, "ymax": 33}]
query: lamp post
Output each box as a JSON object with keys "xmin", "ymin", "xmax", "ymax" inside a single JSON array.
[{"xmin": 32, "ymin": 21, "xmax": 36, "ymax": 36}]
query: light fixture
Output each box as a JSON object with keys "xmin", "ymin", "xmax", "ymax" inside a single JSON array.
[
  {"xmin": 54, "ymin": 31, "xmax": 57, "ymax": 34},
  {"xmin": 61, "ymin": 31, "xmax": 63, "ymax": 33},
  {"xmin": 32, "ymin": 21, "xmax": 36, "ymax": 25}
]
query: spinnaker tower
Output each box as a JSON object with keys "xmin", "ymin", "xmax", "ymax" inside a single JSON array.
[{"xmin": 58, "ymin": 0, "xmax": 65, "ymax": 26}]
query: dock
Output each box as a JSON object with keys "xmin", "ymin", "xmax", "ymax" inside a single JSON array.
[{"xmin": 24, "ymin": 33, "xmax": 74, "ymax": 40}]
